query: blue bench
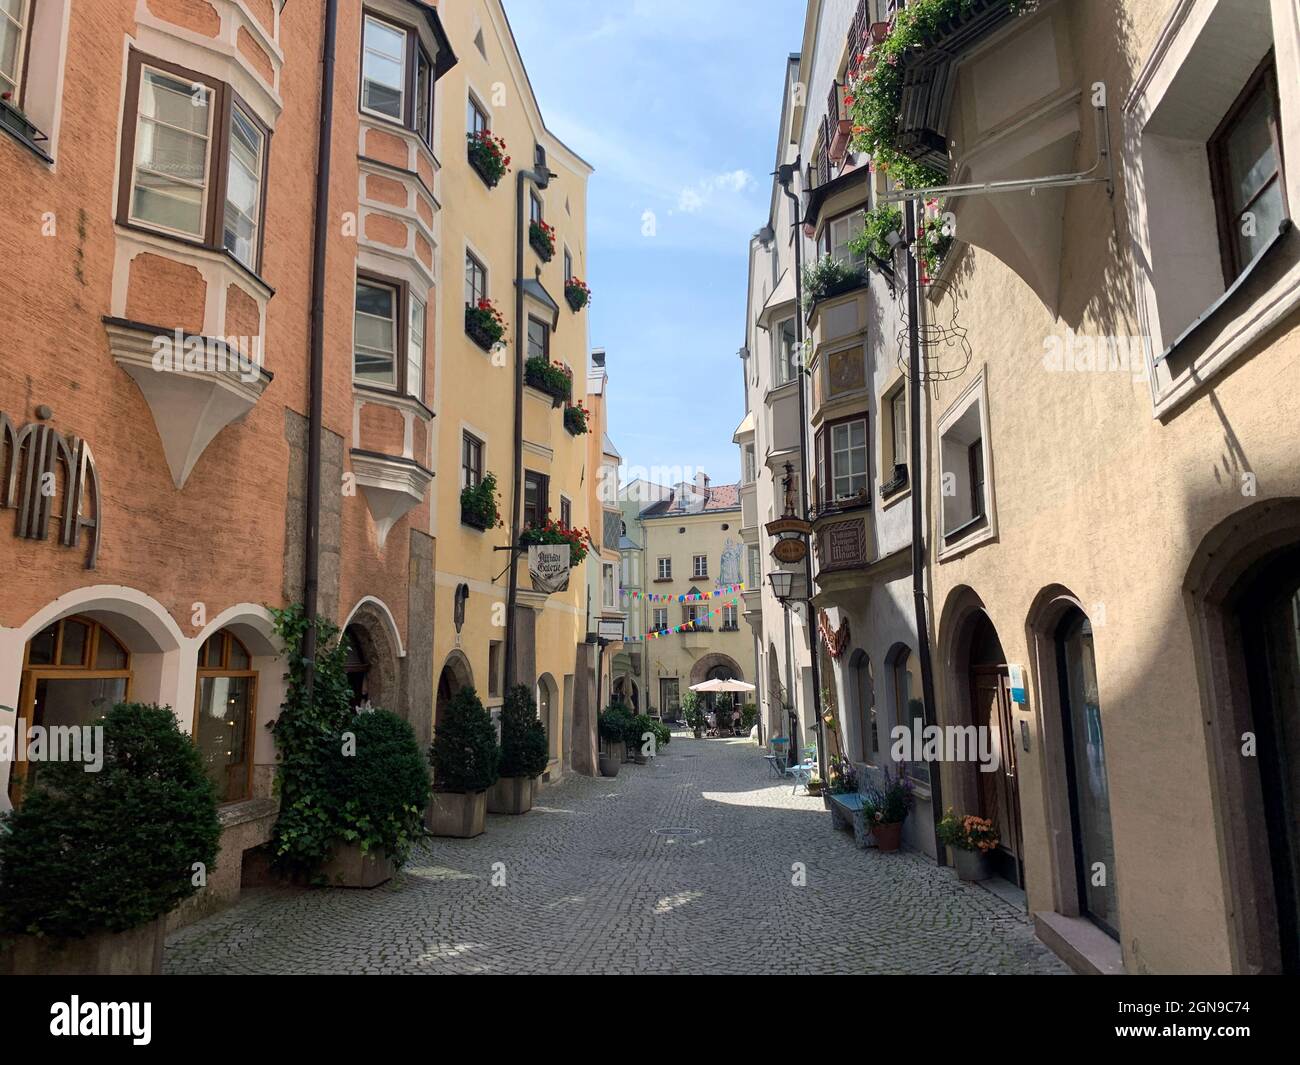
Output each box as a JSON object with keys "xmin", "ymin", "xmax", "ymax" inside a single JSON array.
[{"xmin": 827, "ymin": 791, "xmax": 869, "ymax": 849}]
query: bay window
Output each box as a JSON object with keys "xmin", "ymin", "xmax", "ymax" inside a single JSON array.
[
  {"xmin": 774, "ymin": 318, "xmax": 799, "ymax": 386},
  {"xmin": 819, "ymin": 415, "xmax": 868, "ymax": 506},
  {"xmin": 118, "ymin": 52, "xmax": 270, "ymax": 273},
  {"xmin": 353, "ymin": 275, "xmax": 426, "ymax": 399},
  {"xmin": 361, "ymin": 12, "xmax": 435, "ymax": 148}
]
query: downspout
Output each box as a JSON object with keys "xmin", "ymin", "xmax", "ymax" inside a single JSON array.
[
  {"xmin": 504, "ymin": 156, "xmax": 553, "ymax": 689},
  {"xmin": 302, "ymin": 0, "xmax": 340, "ymax": 693},
  {"xmin": 904, "ymin": 198, "xmax": 946, "ymax": 866},
  {"xmin": 780, "ymin": 169, "xmax": 826, "ymax": 785}
]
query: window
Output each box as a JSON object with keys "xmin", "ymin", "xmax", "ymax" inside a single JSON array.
[
  {"xmin": 468, "ymin": 93, "xmax": 488, "ymax": 136},
  {"xmin": 564, "ymin": 247, "xmax": 573, "ymax": 281},
  {"xmin": 743, "ymin": 445, "xmax": 757, "ymax": 484},
  {"xmin": 354, "ymin": 279, "xmax": 398, "ymax": 390},
  {"xmin": 527, "ymin": 317, "xmax": 549, "ymax": 361},
  {"xmin": 530, "ymin": 191, "xmax": 543, "ymax": 224},
  {"xmin": 344, "ymin": 625, "xmax": 370, "ymax": 709},
  {"xmin": 1209, "ymin": 57, "xmax": 1286, "ymax": 283},
  {"xmin": 652, "ymin": 607, "xmax": 668, "ymax": 631},
  {"xmin": 660, "ymin": 678, "xmax": 680, "ymax": 715},
  {"xmin": 888, "ymin": 386, "xmax": 907, "ymax": 470},
  {"xmin": 692, "ymin": 553, "xmax": 708, "ymax": 579},
  {"xmin": 822, "ymin": 211, "xmax": 866, "ymax": 269},
  {"xmin": 361, "ymin": 12, "xmax": 435, "ymax": 147},
  {"xmin": 465, "ymin": 251, "xmax": 487, "ymax": 307},
  {"xmin": 968, "ymin": 438, "xmax": 985, "ymax": 521},
  {"xmin": 462, "ymin": 431, "xmax": 483, "ymax": 489},
  {"xmin": 748, "ymin": 545, "xmax": 761, "ymax": 586},
  {"xmin": 656, "ymin": 556, "xmax": 672, "ymax": 581},
  {"xmin": 12, "ymin": 616, "xmax": 132, "ymax": 805},
  {"xmin": 118, "ymin": 53, "xmax": 271, "ymax": 272},
  {"xmin": 854, "ymin": 652, "xmax": 877, "ymax": 763},
  {"xmin": 194, "ymin": 629, "xmax": 258, "ymax": 804},
  {"xmin": 823, "ymin": 416, "xmax": 868, "ymax": 504},
  {"xmin": 488, "ymin": 641, "xmax": 502, "ymax": 698},
  {"xmin": 685, "ymin": 604, "xmax": 707, "ymax": 627},
  {"xmin": 722, "ymin": 604, "xmax": 738, "ymax": 630},
  {"xmin": 523, "ymin": 470, "xmax": 549, "ymax": 529},
  {"xmin": 560, "ymin": 495, "xmax": 572, "ymax": 529},
  {"xmin": 0, "ymin": 0, "xmax": 31, "ymax": 101},
  {"xmin": 602, "ymin": 563, "xmax": 617, "ymax": 609},
  {"xmin": 894, "ymin": 648, "xmax": 928, "ymax": 784},
  {"xmin": 407, "ymin": 292, "xmax": 426, "ymax": 402},
  {"xmin": 774, "ymin": 317, "xmax": 799, "ymax": 386}
]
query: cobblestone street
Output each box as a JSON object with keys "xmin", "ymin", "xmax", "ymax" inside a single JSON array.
[{"xmin": 164, "ymin": 734, "xmax": 1070, "ymax": 975}]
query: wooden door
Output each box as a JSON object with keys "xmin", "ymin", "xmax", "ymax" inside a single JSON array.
[{"xmin": 971, "ymin": 666, "xmax": 1024, "ymax": 886}]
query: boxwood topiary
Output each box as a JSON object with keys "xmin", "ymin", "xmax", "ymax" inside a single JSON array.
[
  {"xmin": 0, "ymin": 702, "xmax": 220, "ymax": 940},
  {"xmin": 331, "ymin": 709, "xmax": 430, "ymax": 866},
  {"xmin": 498, "ymin": 685, "xmax": 549, "ymax": 779},
  {"xmin": 598, "ymin": 703, "xmax": 633, "ymax": 744},
  {"xmin": 429, "ymin": 687, "xmax": 500, "ymax": 793}
]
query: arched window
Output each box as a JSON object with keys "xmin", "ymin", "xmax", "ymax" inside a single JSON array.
[
  {"xmin": 344, "ymin": 624, "xmax": 370, "ymax": 709},
  {"xmin": 12, "ymin": 616, "xmax": 132, "ymax": 804},
  {"xmin": 195, "ymin": 629, "xmax": 258, "ymax": 804},
  {"xmin": 893, "ymin": 646, "xmax": 927, "ymax": 783},
  {"xmin": 852, "ymin": 651, "xmax": 876, "ymax": 763}
]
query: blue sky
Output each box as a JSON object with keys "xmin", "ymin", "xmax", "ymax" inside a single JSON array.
[{"xmin": 505, "ymin": 0, "xmax": 805, "ymax": 486}]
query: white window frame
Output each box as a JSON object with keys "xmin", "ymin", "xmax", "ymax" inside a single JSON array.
[
  {"xmin": 936, "ymin": 368, "xmax": 996, "ymax": 560},
  {"xmin": 829, "ymin": 417, "xmax": 868, "ymax": 502},
  {"xmin": 353, "ymin": 277, "xmax": 400, "ymax": 390},
  {"xmin": 223, "ymin": 101, "xmax": 265, "ymax": 270},
  {"xmin": 692, "ymin": 553, "xmax": 708, "ymax": 578},
  {"xmin": 602, "ymin": 562, "xmax": 617, "ymax": 610},
  {"xmin": 773, "ymin": 317, "xmax": 798, "ymax": 386},
  {"xmin": 360, "ymin": 12, "xmax": 408, "ymax": 125},
  {"xmin": 657, "ymin": 556, "xmax": 671, "ymax": 580},
  {"xmin": 407, "ymin": 290, "xmax": 425, "ymax": 401},
  {"xmin": 653, "ymin": 607, "xmax": 668, "ymax": 631},
  {"xmin": 127, "ymin": 65, "xmax": 216, "ymax": 242},
  {"xmin": 1, "ymin": 0, "xmax": 33, "ymax": 102}
]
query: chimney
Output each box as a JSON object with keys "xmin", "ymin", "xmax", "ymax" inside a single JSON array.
[
  {"xmin": 591, "ymin": 348, "xmax": 606, "ymax": 368},
  {"xmin": 695, "ymin": 469, "xmax": 710, "ymax": 496}
]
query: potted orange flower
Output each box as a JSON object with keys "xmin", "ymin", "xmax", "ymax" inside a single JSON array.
[{"xmin": 937, "ymin": 808, "xmax": 999, "ymax": 881}]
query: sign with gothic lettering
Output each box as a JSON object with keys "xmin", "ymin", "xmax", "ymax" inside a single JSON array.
[
  {"xmin": 1, "ymin": 411, "xmax": 101, "ymax": 568},
  {"xmin": 528, "ymin": 544, "xmax": 570, "ymax": 594}
]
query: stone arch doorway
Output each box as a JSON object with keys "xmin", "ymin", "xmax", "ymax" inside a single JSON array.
[
  {"xmin": 611, "ymin": 674, "xmax": 639, "ymax": 710},
  {"xmin": 940, "ymin": 587, "xmax": 1024, "ymax": 887},
  {"xmin": 537, "ymin": 672, "xmax": 560, "ymax": 763},
  {"xmin": 1185, "ymin": 499, "xmax": 1300, "ymax": 973},
  {"xmin": 435, "ymin": 650, "xmax": 474, "ymax": 733},
  {"xmin": 690, "ymin": 652, "xmax": 744, "ymax": 714},
  {"xmin": 341, "ymin": 598, "xmax": 402, "ymax": 716}
]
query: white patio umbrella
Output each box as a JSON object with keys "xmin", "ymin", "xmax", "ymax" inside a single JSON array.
[{"xmin": 689, "ymin": 678, "xmax": 756, "ymax": 693}]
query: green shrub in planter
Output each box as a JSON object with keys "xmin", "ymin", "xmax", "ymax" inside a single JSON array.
[
  {"xmin": 650, "ymin": 719, "xmax": 671, "ymax": 752},
  {"xmin": 429, "ymin": 687, "xmax": 500, "ymax": 793},
  {"xmin": 740, "ymin": 701, "xmax": 759, "ymax": 734},
  {"xmin": 598, "ymin": 704, "xmax": 633, "ymax": 745},
  {"xmin": 333, "ymin": 709, "xmax": 429, "ymax": 866},
  {"xmin": 0, "ymin": 703, "xmax": 220, "ymax": 939},
  {"xmin": 461, "ymin": 470, "xmax": 503, "ymax": 529},
  {"xmin": 802, "ymin": 254, "xmax": 866, "ymax": 310},
  {"xmin": 624, "ymin": 713, "xmax": 656, "ymax": 756},
  {"xmin": 499, "ymin": 685, "xmax": 549, "ymax": 779}
]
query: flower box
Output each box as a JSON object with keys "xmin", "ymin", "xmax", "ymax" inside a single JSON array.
[
  {"xmin": 467, "ymin": 130, "xmax": 510, "ymax": 188},
  {"xmin": 563, "ymin": 403, "xmax": 590, "ymax": 436},
  {"xmin": 461, "ymin": 471, "xmax": 503, "ymax": 530},
  {"xmin": 524, "ymin": 356, "xmax": 572, "ymax": 406},
  {"xmin": 465, "ymin": 299, "xmax": 505, "ymax": 352},
  {"xmin": 529, "ymin": 220, "xmax": 556, "ymax": 262},
  {"xmin": 520, "ymin": 518, "xmax": 592, "ymax": 567},
  {"xmin": 564, "ymin": 278, "xmax": 591, "ymax": 312}
]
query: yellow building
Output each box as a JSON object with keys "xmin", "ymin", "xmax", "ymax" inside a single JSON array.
[
  {"xmin": 430, "ymin": 0, "xmax": 595, "ymax": 779},
  {"xmin": 584, "ymin": 352, "xmax": 627, "ymax": 712},
  {"xmin": 638, "ymin": 476, "xmax": 756, "ymax": 718}
]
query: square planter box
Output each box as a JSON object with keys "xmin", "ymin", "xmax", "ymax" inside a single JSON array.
[
  {"xmin": 465, "ymin": 318, "xmax": 500, "ymax": 353},
  {"xmin": 320, "ymin": 842, "xmax": 395, "ymax": 888},
  {"xmin": 0, "ymin": 918, "xmax": 165, "ymax": 975},
  {"xmin": 427, "ymin": 790, "xmax": 487, "ymax": 838},
  {"xmin": 486, "ymin": 775, "xmax": 534, "ymax": 815},
  {"xmin": 529, "ymin": 232, "xmax": 554, "ymax": 261}
]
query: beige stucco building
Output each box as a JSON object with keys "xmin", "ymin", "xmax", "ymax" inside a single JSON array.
[{"xmin": 636, "ymin": 476, "xmax": 756, "ymax": 718}]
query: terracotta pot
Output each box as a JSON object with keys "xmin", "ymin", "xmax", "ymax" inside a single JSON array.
[
  {"xmin": 426, "ymin": 790, "xmax": 487, "ymax": 838},
  {"xmin": 598, "ymin": 754, "xmax": 620, "ymax": 777},
  {"xmin": 871, "ymin": 821, "xmax": 903, "ymax": 852},
  {"xmin": 953, "ymin": 847, "xmax": 993, "ymax": 882},
  {"xmin": 0, "ymin": 918, "xmax": 165, "ymax": 975},
  {"xmin": 320, "ymin": 842, "xmax": 395, "ymax": 888},
  {"xmin": 486, "ymin": 775, "xmax": 534, "ymax": 815}
]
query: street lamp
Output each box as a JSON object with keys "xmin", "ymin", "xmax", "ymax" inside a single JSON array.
[{"xmin": 768, "ymin": 569, "xmax": 799, "ymax": 767}]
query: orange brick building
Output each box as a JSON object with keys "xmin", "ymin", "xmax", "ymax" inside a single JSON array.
[{"xmin": 0, "ymin": 0, "xmax": 455, "ymax": 917}]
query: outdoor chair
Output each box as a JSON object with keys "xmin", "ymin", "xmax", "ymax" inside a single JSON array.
[{"xmin": 764, "ymin": 737, "xmax": 789, "ymax": 777}]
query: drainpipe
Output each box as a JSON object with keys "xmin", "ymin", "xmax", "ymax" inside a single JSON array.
[
  {"xmin": 779, "ymin": 166, "xmax": 827, "ymax": 786},
  {"xmin": 302, "ymin": 0, "xmax": 340, "ymax": 694},
  {"xmin": 504, "ymin": 152, "xmax": 553, "ymax": 689},
  {"xmin": 904, "ymin": 198, "xmax": 946, "ymax": 866}
]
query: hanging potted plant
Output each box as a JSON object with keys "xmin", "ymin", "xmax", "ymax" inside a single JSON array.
[
  {"xmin": 564, "ymin": 277, "xmax": 591, "ymax": 312},
  {"xmin": 467, "ymin": 129, "xmax": 510, "ymax": 188},
  {"xmin": 529, "ymin": 219, "xmax": 556, "ymax": 261},
  {"xmin": 563, "ymin": 401, "xmax": 590, "ymax": 436},
  {"xmin": 937, "ymin": 808, "xmax": 1000, "ymax": 881},
  {"xmin": 524, "ymin": 356, "xmax": 572, "ymax": 406},
  {"xmin": 489, "ymin": 685, "xmax": 549, "ymax": 814},
  {"xmin": 461, "ymin": 470, "xmax": 504, "ymax": 530},
  {"xmin": 519, "ymin": 517, "xmax": 592, "ymax": 566},
  {"xmin": 0, "ymin": 703, "xmax": 220, "ymax": 975},
  {"xmin": 427, "ymin": 687, "xmax": 500, "ymax": 838},
  {"xmin": 862, "ymin": 770, "xmax": 915, "ymax": 852},
  {"xmin": 465, "ymin": 297, "xmax": 506, "ymax": 352}
]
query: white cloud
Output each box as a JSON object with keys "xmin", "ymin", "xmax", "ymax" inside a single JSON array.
[
  {"xmin": 677, "ymin": 187, "xmax": 706, "ymax": 213},
  {"xmin": 675, "ymin": 170, "xmax": 755, "ymax": 214}
]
